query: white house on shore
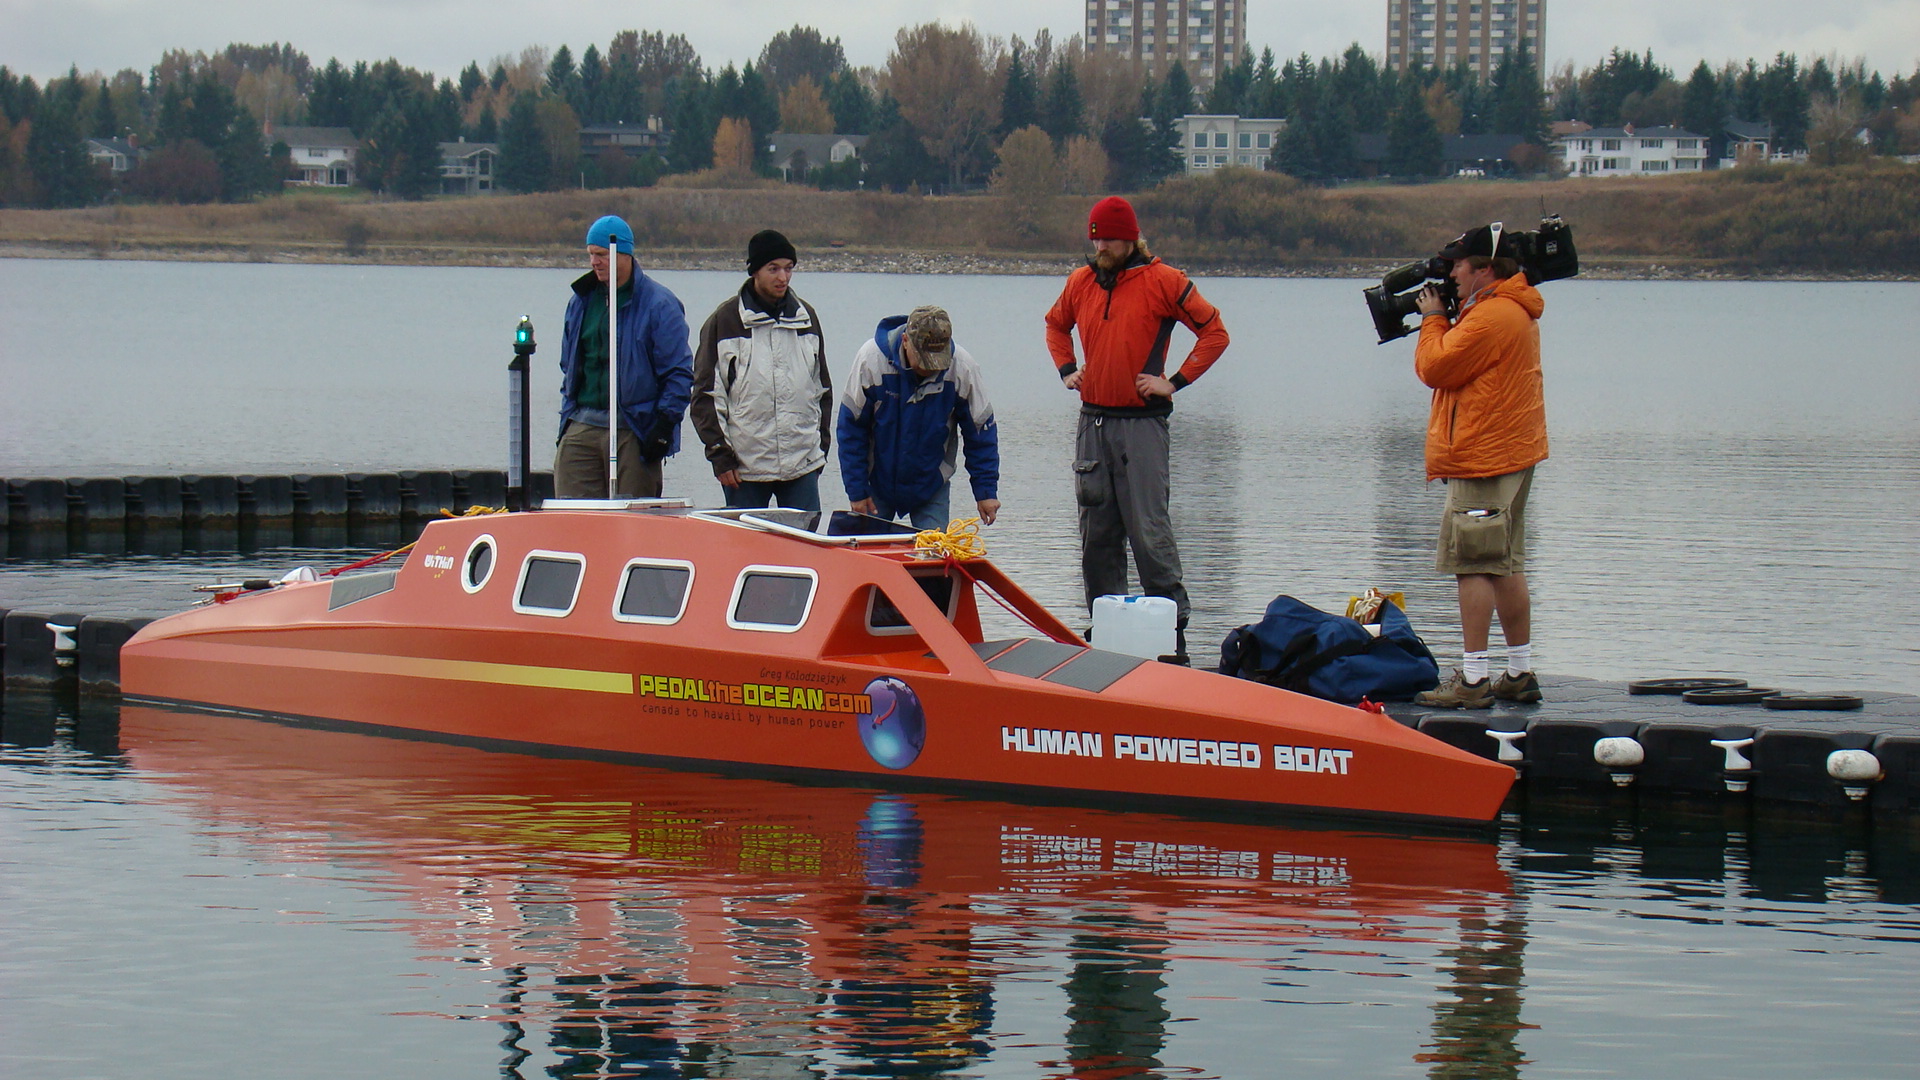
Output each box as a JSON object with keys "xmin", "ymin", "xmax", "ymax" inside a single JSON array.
[
  {"xmin": 1177, "ymin": 114, "xmax": 1286, "ymax": 172},
  {"xmin": 1553, "ymin": 123, "xmax": 1707, "ymax": 176},
  {"xmin": 275, "ymin": 126, "xmax": 359, "ymax": 187}
]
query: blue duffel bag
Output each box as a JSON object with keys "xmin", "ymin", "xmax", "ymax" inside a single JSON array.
[{"xmin": 1217, "ymin": 595, "xmax": 1440, "ymax": 705}]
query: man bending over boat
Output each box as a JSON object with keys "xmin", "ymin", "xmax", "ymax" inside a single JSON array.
[
  {"xmin": 555, "ymin": 215, "xmax": 695, "ymax": 499},
  {"xmin": 1045, "ymin": 196, "xmax": 1229, "ymax": 661},
  {"xmin": 1411, "ymin": 224, "xmax": 1549, "ymax": 708},
  {"xmin": 837, "ymin": 306, "xmax": 1000, "ymax": 530},
  {"xmin": 691, "ymin": 229, "xmax": 833, "ymax": 511}
]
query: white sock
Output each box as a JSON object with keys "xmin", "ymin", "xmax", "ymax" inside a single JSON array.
[
  {"xmin": 1463, "ymin": 651, "xmax": 1490, "ymax": 684},
  {"xmin": 1507, "ymin": 644, "xmax": 1532, "ymax": 677}
]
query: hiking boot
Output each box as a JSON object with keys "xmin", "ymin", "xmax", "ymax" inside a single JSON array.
[
  {"xmin": 1416, "ymin": 669, "xmax": 1495, "ymax": 709},
  {"xmin": 1493, "ymin": 670, "xmax": 1544, "ymax": 704}
]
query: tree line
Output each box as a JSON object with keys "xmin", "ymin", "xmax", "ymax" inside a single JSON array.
[{"xmin": 3, "ymin": 27, "xmax": 1917, "ymax": 209}]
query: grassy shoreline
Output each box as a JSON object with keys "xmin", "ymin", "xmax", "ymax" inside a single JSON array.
[{"xmin": 4, "ymin": 164, "xmax": 1915, "ymax": 280}]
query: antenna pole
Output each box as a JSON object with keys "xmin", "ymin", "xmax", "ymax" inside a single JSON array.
[{"xmin": 607, "ymin": 248, "xmax": 620, "ymax": 498}]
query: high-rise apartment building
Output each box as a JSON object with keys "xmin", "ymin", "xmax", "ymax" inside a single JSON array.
[
  {"xmin": 1084, "ymin": 0, "xmax": 1245, "ymax": 85},
  {"xmin": 1385, "ymin": 0, "xmax": 1546, "ymax": 79}
]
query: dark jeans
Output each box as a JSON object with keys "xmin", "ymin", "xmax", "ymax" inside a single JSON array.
[{"xmin": 723, "ymin": 468, "xmax": 822, "ymax": 511}]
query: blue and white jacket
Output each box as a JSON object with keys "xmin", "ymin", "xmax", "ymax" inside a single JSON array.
[
  {"xmin": 558, "ymin": 266, "xmax": 694, "ymax": 454},
  {"xmin": 836, "ymin": 315, "xmax": 999, "ymax": 510}
]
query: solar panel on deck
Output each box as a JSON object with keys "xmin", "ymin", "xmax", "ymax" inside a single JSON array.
[
  {"xmin": 971, "ymin": 639, "xmax": 1024, "ymax": 662},
  {"xmin": 1044, "ymin": 649, "xmax": 1147, "ymax": 693},
  {"xmin": 985, "ymin": 640, "xmax": 1086, "ymax": 678}
]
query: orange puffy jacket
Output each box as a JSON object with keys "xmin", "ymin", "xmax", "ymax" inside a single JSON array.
[
  {"xmin": 1045, "ymin": 257, "xmax": 1228, "ymax": 411},
  {"xmin": 1414, "ymin": 274, "xmax": 1549, "ymax": 481}
]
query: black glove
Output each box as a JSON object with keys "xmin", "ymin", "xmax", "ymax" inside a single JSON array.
[{"xmin": 640, "ymin": 414, "xmax": 677, "ymax": 460}]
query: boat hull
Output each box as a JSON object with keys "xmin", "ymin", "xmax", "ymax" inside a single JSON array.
[{"xmin": 122, "ymin": 510, "xmax": 1515, "ymax": 825}]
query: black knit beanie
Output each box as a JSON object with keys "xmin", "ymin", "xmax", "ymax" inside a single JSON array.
[{"xmin": 746, "ymin": 229, "xmax": 798, "ymax": 274}]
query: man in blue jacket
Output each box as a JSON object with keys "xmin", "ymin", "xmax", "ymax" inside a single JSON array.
[
  {"xmin": 554, "ymin": 215, "xmax": 694, "ymax": 498},
  {"xmin": 837, "ymin": 306, "xmax": 1000, "ymax": 529}
]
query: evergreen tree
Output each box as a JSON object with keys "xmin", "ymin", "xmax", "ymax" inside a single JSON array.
[
  {"xmin": 1273, "ymin": 60, "xmax": 1321, "ymax": 180},
  {"xmin": 497, "ymin": 92, "xmax": 550, "ymax": 191},
  {"xmin": 1681, "ymin": 61, "xmax": 1723, "ymax": 157},
  {"xmin": 1489, "ymin": 39, "xmax": 1546, "ymax": 144},
  {"xmin": 999, "ymin": 44, "xmax": 1040, "ymax": 139},
  {"xmin": 1100, "ymin": 107, "xmax": 1156, "ymax": 191},
  {"xmin": 1759, "ymin": 53, "xmax": 1808, "ymax": 150},
  {"xmin": 1385, "ymin": 70, "xmax": 1442, "ymax": 178},
  {"xmin": 825, "ymin": 69, "xmax": 872, "ymax": 134},
  {"xmin": 547, "ymin": 46, "xmax": 580, "ymax": 105},
  {"xmin": 459, "ymin": 62, "xmax": 485, "ymax": 102},
  {"xmin": 758, "ymin": 26, "xmax": 847, "ymax": 93},
  {"xmin": 739, "ymin": 62, "xmax": 779, "ymax": 163},
  {"xmin": 473, "ymin": 105, "xmax": 498, "ymax": 143},
  {"xmin": 1042, "ymin": 62, "xmax": 1085, "ymax": 145},
  {"xmin": 92, "ymin": 82, "xmax": 118, "ymax": 138},
  {"xmin": 1335, "ymin": 44, "xmax": 1386, "ymax": 134},
  {"xmin": 217, "ymin": 105, "xmax": 273, "ymax": 200},
  {"xmin": 434, "ymin": 79, "xmax": 462, "ymax": 140},
  {"xmin": 862, "ymin": 93, "xmax": 942, "ymax": 191},
  {"xmin": 309, "ymin": 59, "xmax": 352, "ymax": 127},
  {"xmin": 1204, "ymin": 47, "xmax": 1254, "ymax": 114},
  {"xmin": 578, "ymin": 45, "xmax": 604, "ymax": 123},
  {"xmin": 1249, "ymin": 48, "xmax": 1281, "ymax": 118},
  {"xmin": 28, "ymin": 88, "xmax": 97, "ymax": 207},
  {"xmin": 1161, "ymin": 62, "xmax": 1193, "ymax": 119},
  {"xmin": 664, "ymin": 70, "xmax": 715, "ymax": 173}
]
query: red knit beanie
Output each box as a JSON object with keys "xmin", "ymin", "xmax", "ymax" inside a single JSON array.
[{"xmin": 1087, "ymin": 196, "xmax": 1140, "ymax": 241}]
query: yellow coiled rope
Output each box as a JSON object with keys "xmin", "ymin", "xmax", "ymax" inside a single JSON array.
[{"xmin": 913, "ymin": 517, "xmax": 987, "ymax": 560}]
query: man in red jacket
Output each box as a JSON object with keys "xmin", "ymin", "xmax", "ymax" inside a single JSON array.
[
  {"xmin": 1046, "ymin": 196, "xmax": 1230, "ymax": 659},
  {"xmin": 1412, "ymin": 223, "xmax": 1549, "ymax": 707}
]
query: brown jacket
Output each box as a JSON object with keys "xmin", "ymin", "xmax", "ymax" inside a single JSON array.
[{"xmin": 1414, "ymin": 274, "xmax": 1548, "ymax": 481}]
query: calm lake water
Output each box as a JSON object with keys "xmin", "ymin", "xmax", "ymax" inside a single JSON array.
[
  {"xmin": 5, "ymin": 696, "xmax": 1920, "ymax": 1080},
  {"xmin": 2, "ymin": 256, "xmax": 1918, "ymax": 1078}
]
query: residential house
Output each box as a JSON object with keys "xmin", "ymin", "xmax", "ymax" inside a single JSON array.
[
  {"xmin": 439, "ymin": 140, "xmax": 499, "ymax": 196},
  {"xmin": 1553, "ymin": 124, "xmax": 1707, "ymax": 176},
  {"xmin": 578, "ymin": 120, "xmax": 667, "ymax": 160},
  {"xmin": 275, "ymin": 126, "xmax": 360, "ymax": 187},
  {"xmin": 1177, "ymin": 115, "xmax": 1285, "ymax": 172},
  {"xmin": 1721, "ymin": 119, "xmax": 1773, "ymax": 168},
  {"xmin": 85, "ymin": 137, "xmax": 141, "ymax": 174},
  {"xmin": 768, "ymin": 133, "xmax": 867, "ymax": 182}
]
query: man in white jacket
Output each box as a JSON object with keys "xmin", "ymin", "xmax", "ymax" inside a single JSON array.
[{"xmin": 690, "ymin": 229, "xmax": 832, "ymax": 509}]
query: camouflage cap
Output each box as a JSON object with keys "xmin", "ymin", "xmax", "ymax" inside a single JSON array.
[{"xmin": 905, "ymin": 306, "xmax": 953, "ymax": 370}]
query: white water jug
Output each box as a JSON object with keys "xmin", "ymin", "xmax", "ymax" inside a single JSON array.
[{"xmin": 1090, "ymin": 594, "xmax": 1178, "ymax": 660}]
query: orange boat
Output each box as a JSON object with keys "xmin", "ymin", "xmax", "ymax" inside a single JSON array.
[{"xmin": 120, "ymin": 503, "xmax": 1515, "ymax": 825}]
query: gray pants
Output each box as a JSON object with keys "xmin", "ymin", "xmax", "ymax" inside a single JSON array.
[
  {"xmin": 1075, "ymin": 412, "xmax": 1187, "ymax": 619},
  {"xmin": 554, "ymin": 420, "xmax": 663, "ymax": 499}
]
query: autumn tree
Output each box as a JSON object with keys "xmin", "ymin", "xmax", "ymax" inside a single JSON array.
[
  {"xmin": 712, "ymin": 115, "xmax": 755, "ymax": 173},
  {"xmin": 779, "ymin": 76, "xmax": 835, "ymax": 134},
  {"xmin": 991, "ymin": 124, "xmax": 1059, "ymax": 236},
  {"xmin": 1060, "ymin": 134, "xmax": 1109, "ymax": 194},
  {"xmin": 759, "ymin": 26, "xmax": 846, "ymax": 93},
  {"xmin": 885, "ymin": 22, "xmax": 998, "ymax": 188}
]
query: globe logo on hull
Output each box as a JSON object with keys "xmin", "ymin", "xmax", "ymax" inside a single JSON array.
[{"xmin": 857, "ymin": 677, "xmax": 926, "ymax": 770}]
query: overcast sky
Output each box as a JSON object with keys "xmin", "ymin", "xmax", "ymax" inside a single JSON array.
[{"xmin": 7, "ymin": 0, "xmax": 1918, "ymax": 83}]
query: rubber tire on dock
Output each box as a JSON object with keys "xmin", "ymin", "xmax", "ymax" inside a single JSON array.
[
  {"xmin": 1762, "ymin": 694, "xmax": 1864, "ymax": 711},
  {"xmin": 1681, "ymin": 687, "xmax": 1779, "ymax": 705},
  {"xmin": 1628, "ymin": 677, "xmax": 1748, "ymax": 695}
]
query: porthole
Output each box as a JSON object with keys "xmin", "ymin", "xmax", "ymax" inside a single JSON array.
[{"xmin": 462, "ymin": 533, "xmax": 497, "ymax": 594}]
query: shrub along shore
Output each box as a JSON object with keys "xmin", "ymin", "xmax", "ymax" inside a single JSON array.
[{"xmin": 2, "ymin": 163, "xmax": 1914, "ymax": 279}]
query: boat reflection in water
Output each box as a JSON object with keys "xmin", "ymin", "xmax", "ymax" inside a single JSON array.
[{"xmin": 118, "ymin": 704, "xmax": 1523, "ymax": 1078}]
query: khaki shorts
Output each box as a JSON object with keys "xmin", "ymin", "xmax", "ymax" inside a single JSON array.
[{"xmin": 1436, "ymin": 466, "xmax": 1534, "ymax": 576}]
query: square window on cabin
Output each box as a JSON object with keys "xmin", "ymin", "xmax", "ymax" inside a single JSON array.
[
  {"xmin": 730, "ymin": 570, "xmax": 816, "ymax": 630},
  {"xmin": 617, "ymin": 561, "xmax": 693, "ymax": 622},
  {"xmin": 1258, "ymin": 132, "xmax": 1270, "ymax": 148},
  {"xmin": 1214, "ymin": 132, "xmax": 1228, "ymax": 147},
  {"xmin": 1239, "ymin": 133, "xmax": 1252, "ymax": 148},
  {"xmin": 516, "ymin": 555, "xmax": 585, "ymax": 615},
  {"xmin": 1194, "ymin": 133, "xmax": 1208, "ymax": 148}
]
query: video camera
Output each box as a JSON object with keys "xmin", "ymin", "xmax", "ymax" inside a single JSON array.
[{"xmin": 1363, "ymin": 215, "xmax": 1579, "ymax": 344}]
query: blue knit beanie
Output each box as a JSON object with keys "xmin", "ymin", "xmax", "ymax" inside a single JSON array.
[{"xmin": 585, "ymin": 215, "xmax": 633, "ymax": 254}]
